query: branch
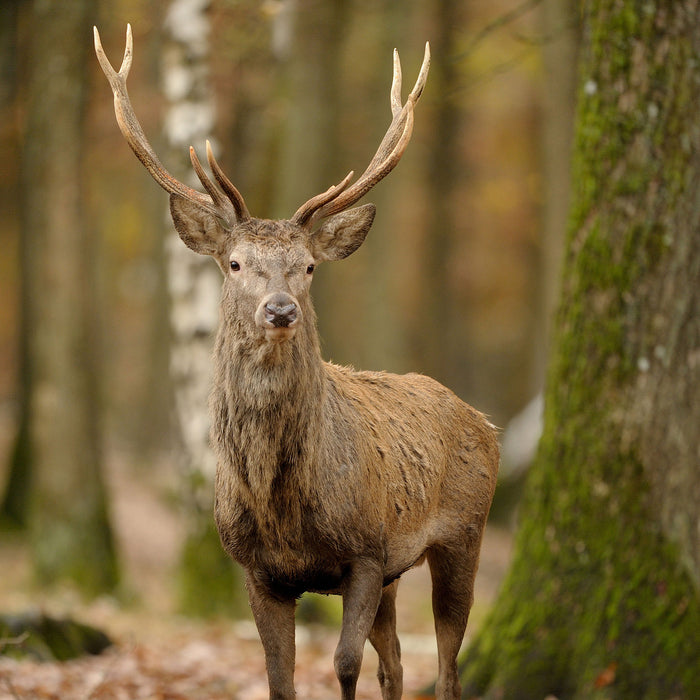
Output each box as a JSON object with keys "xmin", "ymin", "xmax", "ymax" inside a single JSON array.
[
  {"xmin": 456, "ymin": 0, "xmax": 545, "ymax": 62},
  {"xmin": 0, "ymin": 631, "xmax": 28, "ymax": 653},
  {"xmin": 1, "ymin": 674, "xmax": 25, "ymax": 700},
  {"xmin": 451, "ymin": 1, "xmax": 580, "ymax": 96}
]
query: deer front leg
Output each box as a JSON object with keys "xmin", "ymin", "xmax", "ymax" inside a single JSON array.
[
  {"xmin": 334, "ymin": 559, "xmax": 384, "ymax": 700},
  {"xmin": 368, "ymin": 580, "xmax": 403, "ymax": 700},
  {"xmin": 246, "ymin": 572, "xmax": 297, "ymax": 700}
]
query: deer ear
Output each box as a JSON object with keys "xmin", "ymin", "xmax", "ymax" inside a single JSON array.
[
  {"xmin": 169, "ymin": 194, "xmax": 229, "ymax": 256},
  {"xmin": 310, "ymin": 204, "xmax": 376, "ymax": 261}
]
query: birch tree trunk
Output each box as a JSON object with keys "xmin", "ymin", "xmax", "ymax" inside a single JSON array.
[
  {"xmin": 459, "ymin": 2, "xmax": 700, "ymax": 697},
  {"xmin": 162, "ymin": 0, "xmax": 244, "ymax": 616}
]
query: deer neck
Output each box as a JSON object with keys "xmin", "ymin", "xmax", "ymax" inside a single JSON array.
[
  {"xmin": 216, "ymin": 305, "xmax": 325, "ymax": 400},
  {"xmin": 211, "ymin": 310, "xmax": 326, "ymax": 498}
]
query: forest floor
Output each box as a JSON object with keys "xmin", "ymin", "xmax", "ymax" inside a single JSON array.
[{"xmin": 0, "ymin": 447, "xmax": 513, "ymax": 699}]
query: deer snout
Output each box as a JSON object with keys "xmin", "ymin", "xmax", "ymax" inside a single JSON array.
[
  {"xmin": 265, "ymin": 299, "xmax": 298, "ymax": 328},
  {"xmin": 256, "ymin": 293, "xmax": 300, "ymax": 340}
]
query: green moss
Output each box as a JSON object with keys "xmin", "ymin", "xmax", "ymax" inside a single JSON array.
[
  {"xmin": 32, "ymin": 501, "xmax": 119, "ymax": 597},
  {"xmin": 178, "ymin": 516, "xmax": 249, "ymax": 619},
  {"xmin": 297, "ymin": 592, "xmax": 343, "ymax": 626},
  {"xmin": 0, "ymin": 612, "xmax": 112, "ymax": 661}
]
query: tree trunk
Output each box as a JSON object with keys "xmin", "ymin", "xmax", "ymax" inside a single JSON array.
[
  {"xmin": 533, "ymin": 0, "xmax": 579, "ymax": 387},
  {"xmin": 460, "ymin": 2, "xmax": 700, "ymax": 698},
  {"xmin": 162, "ymin": 0, "xmax": 246, "ymax": 617},
  {"xmin": 415, "ymin": 0, "xmax": 468, "ymax": 387},
  {"xmin": 1, "ymin": 0, "xmax": 30, "ymax": 531},
  {"xmin": 349, "ymin": 0, "xmax": 416, "ymax": 374},
  {"xmin": 20, "ymin": 0, "xmax": 118, "ymax": 594}
]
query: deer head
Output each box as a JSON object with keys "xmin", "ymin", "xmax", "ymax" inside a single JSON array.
[{"xmin": 94, "ymin": 25, "xmax": 429, "ymax": 346}]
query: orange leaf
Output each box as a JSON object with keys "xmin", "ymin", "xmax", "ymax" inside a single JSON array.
[{"xmin": 594, "ymin": 661, "xmax": 618, "ymax": 688}]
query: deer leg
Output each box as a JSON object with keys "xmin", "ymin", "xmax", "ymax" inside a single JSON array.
[
  {"xmin": 427, "ymin": 545, "xmax": 480, "ymax": 700},
  {"xmin": 334, "ymin": 559, "xmax": 384, "ymax": 700},
  {"xmin": 246, "ymin": 572, "xmax": 297, "ymax": 700},
  {"xmin": 368, "ymin": 579, "xmax": 403, "ymax": 700}
]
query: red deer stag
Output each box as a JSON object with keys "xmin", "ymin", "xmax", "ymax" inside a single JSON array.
[{"xmin": 95, "ymin": 25, "xmax": 499, "ymax": 700}]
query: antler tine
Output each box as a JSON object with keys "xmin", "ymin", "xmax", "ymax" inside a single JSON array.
[
  {"xmin": 93, "ymin": 23, "xmax": 132, "ymax": 86},
  {"xmin": 94, "ymin": 25, "xmax": 228, "ymax": 221},
  {"xmin": 390, "ymin": 49, "xmax": 403, "ymax": 118},
  {"xmin": 409, "ymin": 42, "xmax": 431, "ymax": 103},
  {"xmin": 293, "ymin": 42, "xmax": 430, "ymax": 227},
  {"xmin": 316, "ymin": 108, "xmax": 415, "ymax": 221},
  {"xmin": 189, "ymin": 145, "xmax": 228, "ymax": 209},
  {"xmin": 206, "ymin": 141, "xmax": 250, "ymax": 221},
  {"xmin": 291, "ymin": 171, "xmax": 355, "ymax": 226}
]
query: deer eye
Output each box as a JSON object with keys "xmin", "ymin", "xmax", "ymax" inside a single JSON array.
[
  {"xmin": 230, "ymin": 260, "xmax": 241, "ymax": 272},
  {"xmin": 306, "ymin": 264, "xmax": 315, "ymax": 275}
]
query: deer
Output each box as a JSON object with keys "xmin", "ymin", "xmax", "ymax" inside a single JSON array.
[{"xmin": 95, "ymin": 24, "xmax": 499, "ymax": 700}]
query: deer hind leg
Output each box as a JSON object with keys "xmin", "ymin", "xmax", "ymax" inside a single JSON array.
[
  {"xmin": 368, "ymin": 579, "xmax": 403, "ymax": 700},
  {"xmin": 427, "ymin": 543, "xmax": 481, "ymax": 700},
  {"xmin": 334, "ymin": 559, "xmax": 384, "ymax": 700},
  {"xmin": 245, "ymin": 572, "xmax": 297, "ymax": 700}
]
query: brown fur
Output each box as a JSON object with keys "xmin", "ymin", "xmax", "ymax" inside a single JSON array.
[{"xmin": 200, "ymin": 215, "xmax": 499, "ymax": 699}]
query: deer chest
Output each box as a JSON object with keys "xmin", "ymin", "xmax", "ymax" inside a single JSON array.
[{"xmin": 214, "ymin": 492, "xmax": 355, "ymax": 595}]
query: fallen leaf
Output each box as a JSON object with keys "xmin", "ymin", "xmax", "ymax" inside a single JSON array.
[{"xmin": 594, "ymin": 661, "xmax": 618, "ymax": 689}]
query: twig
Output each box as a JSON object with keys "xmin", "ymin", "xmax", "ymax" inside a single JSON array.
[
  {"xmin": 0, "ymin": 632, "xmax": 29, "ymax": 653},
  {"xmin": 83, "ymin": 639, "xmax": 131, "ymax": 700},
  {"xmin": 450, "ymin": 3, "xmax": 581, "ymax": 97},
  {"xmin": 0, "ymin": 633, "xmax": 30, "ymax": 700},
  {"xmin": 83, "ymin": 663, "xmax": 115, "ymax": 700},
  {"xmin": 83, "ymin": 668, "xmax": 111, "ymax": 700},
  {"xmin": 2, "ymin": 675, "xmax": 25, "ymax": 700},
  {"xmin": 456, "ymin": 0, "xmax": 545, "ymax": 62}
]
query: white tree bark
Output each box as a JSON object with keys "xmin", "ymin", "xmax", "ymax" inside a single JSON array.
[{"xmin": 162, "ymin": 0, "xmax": 219, "ymax": 500}]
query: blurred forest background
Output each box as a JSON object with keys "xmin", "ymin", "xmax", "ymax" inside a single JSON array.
[
  {"xmin": 1, "ymin": 0, "xmax": 575, "ymax": 602},
  {"xmin": 3, "ymin": 0, "xmax": 700, "ymax": 698}
]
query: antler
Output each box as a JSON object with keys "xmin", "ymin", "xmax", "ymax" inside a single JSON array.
[
  {"xmin": 93, "ymin": 24, "xmax": 249, "ymax": 223},
  {"xmin": 292, "ymin": 42, "xmax": 431, "ymax": 227}
]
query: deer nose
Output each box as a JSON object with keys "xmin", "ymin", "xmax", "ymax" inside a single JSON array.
[{"xmin": 264, "ymin": 296, "xmax": 298, "ymax": 328}]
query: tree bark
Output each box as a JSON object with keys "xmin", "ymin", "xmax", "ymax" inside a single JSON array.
[
  {"xmin": 20, "ymin": 0, "xmax": 118, "ymax": 594},
  {"xmin": 460, "ymin": 1, "xmax": 700, "ymax": 697}
]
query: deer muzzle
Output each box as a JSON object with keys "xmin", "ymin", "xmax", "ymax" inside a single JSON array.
[{"xmin": 256, "ymin": 292, "xmax": 300, "ymax": 341}]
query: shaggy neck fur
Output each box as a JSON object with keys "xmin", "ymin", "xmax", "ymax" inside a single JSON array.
[{"xmin": 210, "ymin": 297, "xmax": 326, "ymax": 536}]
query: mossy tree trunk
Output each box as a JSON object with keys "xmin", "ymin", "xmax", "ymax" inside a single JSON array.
[
  {"xmin": 19, "ymin": 0, "xmax": 118, "ymax": 594},
  {"xmin": 460, "ymin": 2, "xmax": 700, "ymax": 698}
]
